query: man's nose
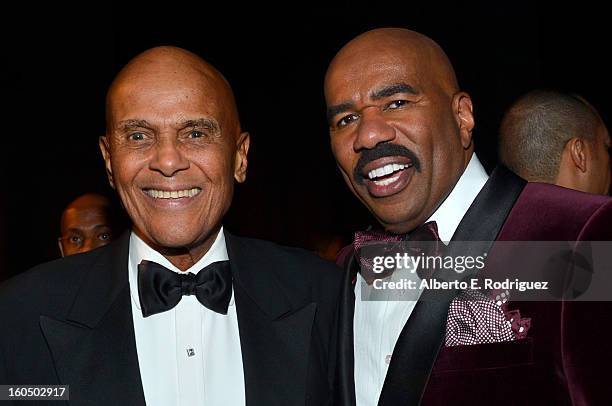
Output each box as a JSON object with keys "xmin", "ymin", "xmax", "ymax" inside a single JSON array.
[
  {"xmin": 149, "ymin": 137, "xmax": 190, "ymax": 176},
  {"xmin": 78, "ymin": 238, "xmax": 95, "ymax": 255},
  {"xmin": 353, "ymin": 108, "xmax": 396, "ymax": 151}
]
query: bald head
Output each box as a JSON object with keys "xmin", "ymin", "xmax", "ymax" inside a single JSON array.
[
  {"xmin": 106, "ymin": 46, "xmax": 241, "ymax": 137},
  {"xmin": 326, "ymin": 28, "xmax": 459, "ymax": 98}
]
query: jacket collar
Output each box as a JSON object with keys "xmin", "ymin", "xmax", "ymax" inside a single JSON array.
[
  {"xmin": 65, "ymin": 230, "xmax": 131, "ymax": 328},
  {"xmin": 225, "ymin": 232, "xmax": 293, "ymax": 320}
]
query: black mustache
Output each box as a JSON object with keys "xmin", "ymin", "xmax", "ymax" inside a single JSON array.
[{"xmin": 354, "ymin": 143, "xmax": 421, "ymax": 184}]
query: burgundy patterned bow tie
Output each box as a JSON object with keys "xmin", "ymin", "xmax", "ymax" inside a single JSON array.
[
  {"xmin": 353, "ymin": 221, "xmax": 441, "ymax": 283},
  {"xmin": 137, "ymin": 260, "xmax": 232, "ymax": 317}
]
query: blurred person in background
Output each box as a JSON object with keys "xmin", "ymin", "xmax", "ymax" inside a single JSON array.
[
  {"xmin": 58, "ymin": 193, "xmax": 119, "ymax": 257},
  {"xmin": 499, "ymin": 89, "xmax": 611, "ymax": 195}
]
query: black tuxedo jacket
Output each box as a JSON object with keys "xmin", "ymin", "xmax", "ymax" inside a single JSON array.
[
  {"xmin": 336, "ymin": 166, "xmax": 612, "ymax": 406},
  {"xmin": 0, "ymin": 231, "xmax": 343, "ymax": 405}
]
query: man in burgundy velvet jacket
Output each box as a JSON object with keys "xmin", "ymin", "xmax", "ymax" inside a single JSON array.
[{"xmin": 325, "ymin": 27, "xmax": 612, "ymax": 405}]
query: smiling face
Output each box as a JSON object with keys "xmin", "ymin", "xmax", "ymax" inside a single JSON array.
[
  {"xmin": 325, "ymin": 29, "xmax": 475, "ymax": 234},
  {"xmin": 100, "ymin": 47, "xmax": 249, "ymax": 267}
]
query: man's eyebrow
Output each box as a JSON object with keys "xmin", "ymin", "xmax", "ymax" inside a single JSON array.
[
  {"xmin": 370, "ymin": 83, "xmax": 418, "ymax": 100},
  {"xmin": 64, "ymin": 228, "xmax": 84, "ymax": 235},
  {"xmin": 117, "ymin": 119, "xmax": 153, "ymax": 131},
  {"xmin": 326, "ymin": 83, "xmax": 419, "ymax": 123},
  {"xmin": 179, "ymin": 118, "xmax": 220, "ymax": 132},
  {"xmin": 327, "ymin": 102, "xmax": 355, "ymax": 123}
]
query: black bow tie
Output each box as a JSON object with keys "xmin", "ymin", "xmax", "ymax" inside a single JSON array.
[{"xmin": 137, "ymin": 259, "xmax": 232, "ymax": 317}]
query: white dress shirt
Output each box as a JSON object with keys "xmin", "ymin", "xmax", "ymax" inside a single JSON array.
[
  {"xmin": 128, "ymin": 227, "xmax": 246, "ymax": 406},
  {"xmin": 354, "ymin": 155, "xmax": 489, "ymax": 406}
]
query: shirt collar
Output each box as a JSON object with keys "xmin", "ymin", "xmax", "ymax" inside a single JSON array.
[
  {"xmin": 426, "ymin": 154, "xmax": 489, "ymax": 242},
  {"xmin": 128, "ymin": 227, "xmax": 229, "ymax": 310}
]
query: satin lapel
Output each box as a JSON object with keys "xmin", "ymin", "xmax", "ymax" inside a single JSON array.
[
  {"xmin": 378, "ymin": 165, "xmax": 526, "ymax": 406},
  {"xmin": 235, "ymin": 285, "xmax": 317, "ymax": 405},
  {"xmin": 225, "ymin": 233, "xmax": 317, "ymax": 406},
  {"xmin": 40, "ymin": 232, "xmax": 145, "ymax": 406},
  {"xmin": 451, "ymin": 165, "xmax": 527, "ymax": 243}
]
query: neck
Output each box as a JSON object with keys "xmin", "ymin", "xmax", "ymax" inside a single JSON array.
[{"xmin": 135, "ymin": 226, "xmax": 221, "ymax": 272}]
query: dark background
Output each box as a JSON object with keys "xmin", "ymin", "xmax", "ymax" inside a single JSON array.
[{"xmin": 1, "ymin": 1, "xmax": 610, "ymax": 280}]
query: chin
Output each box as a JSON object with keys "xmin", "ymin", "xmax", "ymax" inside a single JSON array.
[
  {"xmin": 153, "ymin": 235, "xmax": 199, "ymax": 249},
  {"xmin": 145, "ymin": 233, "xmax": 194, "ymax": 250},
  {"xmin": 367, "ymin": 200, "xmax": 411, "ymax": 224},
  {"xmin": 135, "ymin": 222, "xmax": 200, "ymax": 250},
  {"xmin": 382, "ymin": 222, "xmax": 416, "ymax": 235},
  {"xmin": 374, "ymin": 209, "xmax": 423, "ymax": 234}
]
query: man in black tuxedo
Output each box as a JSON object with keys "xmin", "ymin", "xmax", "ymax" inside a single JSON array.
[{"xmin": 0, "ymin": 46, "xmax": 342, "ymax": 405}]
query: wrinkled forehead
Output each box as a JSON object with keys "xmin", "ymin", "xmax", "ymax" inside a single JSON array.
[
  {"xmin": 325, "ymin": 48, "xmax": 426, "ymax": 103},
  {"xmin": 107, "ymin": 64, "xmax": 237, "ymax": 129},
  {"xmin": 110, "ymin": 71, "xmax": 222, "ymax": 109}
]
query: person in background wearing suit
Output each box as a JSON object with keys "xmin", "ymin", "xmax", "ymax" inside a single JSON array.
[
  {"xmin": 325, "ymin": 28, "xmax": 612, "ymax": 405},
  {"xmin": 58, "ymin": 193, "xmax": 118, "ymax": 257},
  {"xmin": 0, "ymin": 46, "xmax": 342, "ymax": 406},
  {"xmin": 499, "ymin": 89, "xmax": 611, "ymax": 195}
]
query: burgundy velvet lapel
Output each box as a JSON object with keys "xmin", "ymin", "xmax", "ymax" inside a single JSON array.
[{"xmin": 377, "ymin": 166, "xmax": 526, "ymax": 406}]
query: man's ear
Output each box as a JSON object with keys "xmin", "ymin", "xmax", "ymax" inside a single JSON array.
[
  {"xmin": 566, "ymin": 137, "xmax": 588, "ymax": 172},
  {"xmin": 99, "ymin": 136, "xmax": 115, "ymax": 189},
  {"xmin": 58, "ymin": 238, "xmax": 65, "ymax": 258},
  {"xmin": 453, "ymin": 92, "xmax": 475, "ymax": 149},
  {"xmin": 234, "ymin": 131, "xmax": 250, "ymax": 183}
]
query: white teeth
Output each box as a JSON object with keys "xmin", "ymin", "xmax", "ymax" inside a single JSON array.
[
  {"xmin": 145, "ymin": 188, "xmax": 201, "ymax": 199},
  {"xmin": 367, "ymin": 163, "xmax": 412, "ymax": 180},
  {"xmin": 373, "ymin": 175, "xmax": 400, "ymax": 186}
]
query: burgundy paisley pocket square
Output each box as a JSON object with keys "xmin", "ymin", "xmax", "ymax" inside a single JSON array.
[{"xmin": 445, "ymin": 289, "xmax": 531, "ymax": 347}]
